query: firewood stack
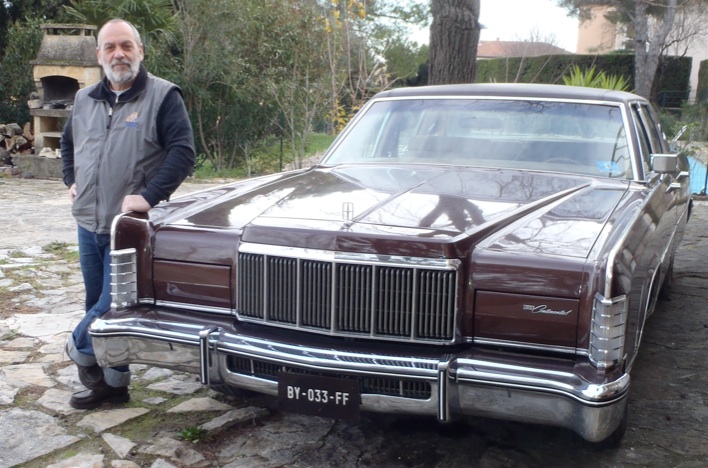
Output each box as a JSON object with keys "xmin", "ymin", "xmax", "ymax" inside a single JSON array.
[{"xmin": 1, "ymin": 122, "xmax": 35, "ymax": 167}]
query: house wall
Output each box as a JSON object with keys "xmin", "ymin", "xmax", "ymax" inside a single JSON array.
[{"xmin": 576, "ymin": 6, "xmax": 621, "ymax": 54}]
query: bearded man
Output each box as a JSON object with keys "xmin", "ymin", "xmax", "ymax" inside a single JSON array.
[{"xmin": 60, "ymin": 19, "xmax": 195, "ymax": 409}]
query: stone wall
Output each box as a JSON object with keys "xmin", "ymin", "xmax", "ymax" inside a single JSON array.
[{"xmin": 11, "ymin": 154, "xmax": 63, "ymax": 179}]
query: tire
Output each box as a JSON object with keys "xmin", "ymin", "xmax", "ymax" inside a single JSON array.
[{"xmin": 658, "ymin": 254, "xmax": 675, "ymax": 301}]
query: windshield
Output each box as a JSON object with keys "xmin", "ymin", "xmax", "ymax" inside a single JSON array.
[{"xmin": 323, "ymin": 99, "xmax": 631, "ymax": 179}]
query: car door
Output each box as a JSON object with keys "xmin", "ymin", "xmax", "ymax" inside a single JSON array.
[
  {"xmin": 625, "ymin": 103, "xmax": 682, "ymax": 357},
  {"xmin": 643, "ymin": 103, "xmax": 692, "ymax": 223}
]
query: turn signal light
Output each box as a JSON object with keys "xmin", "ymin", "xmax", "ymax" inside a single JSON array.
[
  {"xmin": 589, "ymin": 292, "xmax": 627, "ymax": 369},
  {"xmin": 110, "ymin": 248, "xmax": 138, "ymax": 310}
]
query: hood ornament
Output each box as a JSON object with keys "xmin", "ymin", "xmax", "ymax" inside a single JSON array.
[{"xmin": 342, "ymin": 202, "xmax": 354, "ymax": 222}]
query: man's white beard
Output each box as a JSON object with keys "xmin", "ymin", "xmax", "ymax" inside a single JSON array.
[{"xmin": 102, "ymin": 59, "xmax": 140, "ymax": 86}]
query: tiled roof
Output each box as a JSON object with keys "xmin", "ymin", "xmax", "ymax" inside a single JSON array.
[{"xmin": 477, "ymin": 40, "xmax": 572, "ymax": 58}]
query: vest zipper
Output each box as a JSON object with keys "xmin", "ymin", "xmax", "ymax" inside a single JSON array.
[
  {"xmin": 96, "ymin": 96, "xmax": 118, "ymax": 229},
  {"xmin": 107, "ymin": 105, "xmax": 113, "ymax": 129}
]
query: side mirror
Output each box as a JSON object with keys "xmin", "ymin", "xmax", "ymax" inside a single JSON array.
[{"xmin": 652, "ymin": 153, "xmax": 678, "ymax": 173}]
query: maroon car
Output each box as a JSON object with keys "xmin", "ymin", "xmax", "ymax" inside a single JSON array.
[{"xmin": 92, "ymin": 83, "xmax": 691, "ymax": 446}]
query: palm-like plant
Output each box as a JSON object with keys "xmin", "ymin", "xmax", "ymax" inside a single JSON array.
[
  {"xmin": 63, "ymin": 0, "xmax": 178, "ymax": 49},
  {"xmin": 563, "ymin": 65, "xmax": 631, "ymax": 92}
]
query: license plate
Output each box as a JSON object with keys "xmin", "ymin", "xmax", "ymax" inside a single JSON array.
[{"xmin": 277, "ymin": 371, "xmax": 360, "ymax": 421}]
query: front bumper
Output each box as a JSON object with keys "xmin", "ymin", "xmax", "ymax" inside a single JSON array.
[{"xmin": 90, "ymin": 307, "xmax": 629, "ymax": 443}]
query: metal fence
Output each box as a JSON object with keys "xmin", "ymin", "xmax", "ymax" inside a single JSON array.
[{"xmin": 656, "ymin": 90, "xmax": 691, "ymax": 110}]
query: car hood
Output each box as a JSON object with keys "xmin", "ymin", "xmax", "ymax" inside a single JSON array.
[{"xmin": 157, "ymin": 165, "xmax": 628, "ymax": 259}]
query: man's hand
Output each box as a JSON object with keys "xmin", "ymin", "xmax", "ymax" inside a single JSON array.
[
  {"xmin": 68, "ymin": 183, "xmax": 77, "ymax": 202},
  {"xmin": 121, "ymin": 194, "xmax": 151, "ymax": 213}
]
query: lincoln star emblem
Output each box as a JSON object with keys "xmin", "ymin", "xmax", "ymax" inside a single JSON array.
[{"xmin": 523, "ymin": 304, "xmax": 572, "ymax": 316}]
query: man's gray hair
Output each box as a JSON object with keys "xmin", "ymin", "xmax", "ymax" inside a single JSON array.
[{"xmin": 97, "ymin": 19, "xmax": 143, "ymax": 47}]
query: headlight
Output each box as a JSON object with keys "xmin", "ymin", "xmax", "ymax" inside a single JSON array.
[
  {"xmin": 589, "ymin": 292, "xmax": 627, "ymax": 369},
  {"xmin": 110, "ymin": 248, "xmax": 138, "ymax": 310}
]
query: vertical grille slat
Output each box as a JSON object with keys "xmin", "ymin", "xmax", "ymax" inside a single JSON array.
[
  {"xmin": 237, "ymin": 253, "xmax": 264, "ymax": 318},
  {"xmin": 268, "ymin": 257, "xmax": 297, "ymax": 324},
  {"xmin": 238, "ymin": 252, "xmax": 457, "ymax": 343},
  {"xmin": 417, "ymin": 270, "xmax": 456, "ymax": 339},
  {"xmin": 302, "ymin": 260, "xmax": 332, "ymax": 328},
  {"xmin": 376, "ymin": 267, "xmax": 414, "ymax": 337},
  {"xmin": 337, "ymin": 264, "xmax": 372, "ymax": 333}
]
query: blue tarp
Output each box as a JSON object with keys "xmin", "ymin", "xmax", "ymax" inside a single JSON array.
[{"xmin": 688, "ymin": 156, "xmax": 707, "ymax": 195}]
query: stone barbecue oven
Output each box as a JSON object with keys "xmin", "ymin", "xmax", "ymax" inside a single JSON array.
[{"xmin": 30, "ymin": 24, "xmax": 102, "ymax": 155}]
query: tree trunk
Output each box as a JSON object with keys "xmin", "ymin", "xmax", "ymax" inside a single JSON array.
[
  {"xmin": 633, "ymin": 0, "xmax": 677, "ymax": 100},
  {"xmin": 428, "ymin": 0, "xmax": 480, "ymax": 85}
]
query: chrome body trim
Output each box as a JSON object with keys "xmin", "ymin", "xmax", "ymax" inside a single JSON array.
[
  {"xmin": 155, "ymin": 300, "xmax": 233, "ymax": 316},
  {"xmin": 603, "ymin": 199, "xmax": 644, "ymax": 299},
  {"xmin": 239, "ymin": 242, "xmax": 461, "ymax": 270},
  {"xmin": 110, "ymin": 212, "xmax": 135, "ymax": 251},
  {"xmin": 472, "ymin": 338, "xmax": 578, "ymax": 355},
  {"xmin": 90, "ymin": 311, "xmax": 629, "ymax": 442},
  {"xmin": 622, "ymin": 101, "xmax": 644, "ymax": 181}
]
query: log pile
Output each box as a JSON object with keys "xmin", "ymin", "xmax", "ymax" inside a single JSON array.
[
  {"xmin": 1, "ymin": 123, "xmax": 34, "ymax": 177},
  {"xmin": 1, "ymin": 122, "xmax": 34, "ymax": 165}
]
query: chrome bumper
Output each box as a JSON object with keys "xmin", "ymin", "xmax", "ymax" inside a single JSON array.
[{"xmin": 90, "ymin": 310, "xmax": 629, "ymax": 443}]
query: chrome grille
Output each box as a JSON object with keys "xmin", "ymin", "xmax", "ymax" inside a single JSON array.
[{"xmin": 237, "ymin": 251, "xmax": 458, "ymax": 343}]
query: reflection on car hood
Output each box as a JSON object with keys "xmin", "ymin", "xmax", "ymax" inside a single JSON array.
[{"xmin": 160, "ymin": 165, "xmax": 628, "ymax": 259}]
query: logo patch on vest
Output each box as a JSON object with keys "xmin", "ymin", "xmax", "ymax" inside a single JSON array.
[{"xmin": 125, "ymin": 112, "xmax": 139, "ymax": 128}]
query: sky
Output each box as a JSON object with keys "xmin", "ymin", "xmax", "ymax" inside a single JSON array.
[
  {"xmin": 478, "ymin": 0, "xmax": 579, "ymax": 52},
  {"xmin": 411, "ymin": 0, "xmax": 580, "ymax": 53}
]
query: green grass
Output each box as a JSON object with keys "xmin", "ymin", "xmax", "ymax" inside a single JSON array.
[
  {"xmin": 179, "ymin": 426, "xmax": 210, "ymax": 444},
  {"xmin": 192, "ymin": 133, "xmax": 337, "ymax": 180},
  {"xmin": 192, "ymin": 162, "xmax": 248, "ymax": 180},
  {"xmin": 43, "ymin": 242, "xmax": 79, "ymax": 263},
  {"xmin": 307, "ymin": 133, "xmax": 336, "ymax": 154},
  {"xmin": 1, "ymin": 328, "xmax": 18, "ymax": 341}
]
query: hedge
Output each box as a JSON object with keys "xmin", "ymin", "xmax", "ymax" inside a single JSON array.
[
  {"xmin": 475, "ymin": 53, "xmax": 691, "ymax": 107},
  {"xmin": 697, "ymin": 60, "xmax": 708, "ymax": 102}
]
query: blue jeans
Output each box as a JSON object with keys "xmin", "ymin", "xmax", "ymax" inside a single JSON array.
[
  {"xmin": 67, "ymin": 225, "xmax": 130, "ymax": 387},
  {"xmin": 73, "ymin": 225, "xmax": 112, "ymax": 355}
]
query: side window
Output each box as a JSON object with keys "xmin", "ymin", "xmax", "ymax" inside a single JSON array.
[
  {"xmin": 638, "ymin": 104, "xmax": 667, "ymax": 153},
  {"xmin": 631, "ymin": 104, "xmax": 653, "ymax": 172}
]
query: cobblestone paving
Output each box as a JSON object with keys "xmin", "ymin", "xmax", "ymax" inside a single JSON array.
[{"xmin": 1, "ymin": 177, "xmax": 707, "ymax": 467}]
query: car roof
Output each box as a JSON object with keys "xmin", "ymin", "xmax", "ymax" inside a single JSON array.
[{"xmin": 374, "ymin": 83, "xmax": 647, "ymax": 105}]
